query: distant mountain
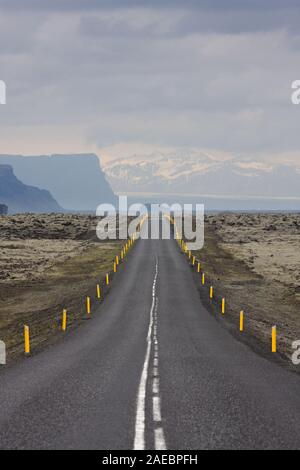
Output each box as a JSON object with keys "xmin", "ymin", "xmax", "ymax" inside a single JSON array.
[
  {"xmin": 0, "ymin": 165, "xmax": 62, "ymax": 213},
  {"xmin": 0, "ymin": 203, "xmax": 8, "ymax": 215},
  {"xmin": 0, "ymin": 154, "xmax": 116, "ymax": 211},
  {"xmin": 102, "ymin": 150, "xmax": 300, "ymax": 199}
]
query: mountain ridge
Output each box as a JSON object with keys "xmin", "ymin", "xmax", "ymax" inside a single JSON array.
[
  {"xmin": 102, "ymin": 151, "xmax": 300, "ymax": 199},
  {"xmin": 0, "ymin": 164, "xmax": 63, "ymax": 213},
  {"xmin": 0, "ymin": 154, "xmax": 116, "ymax": 211}
]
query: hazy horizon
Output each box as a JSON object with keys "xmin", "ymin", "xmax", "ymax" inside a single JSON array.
[{"xmin": 0, "ymin": 0, "xmax": 300, "ymax": 204}]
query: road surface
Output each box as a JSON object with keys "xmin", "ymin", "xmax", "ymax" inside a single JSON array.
[{"xmin": 1, "ymin": 226, "xmax": 300, "ymax": 450}]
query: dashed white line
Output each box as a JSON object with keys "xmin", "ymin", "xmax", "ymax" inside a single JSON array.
[
  {"xmin": 155, "ymin": 428, "xmax": 167, "ymax": 451},
  {"xmin": 133, "ymin": 259, "xmax": 166, "ymax": 451},
  {"xmin": 151, "ymin": 296, "xmax": 167, "ymax": 450},
  {"xmin": 133, "ymin": 262, "xmax": 158, "ymax": 451},
  {"xmin": 153, "ymin": 396, "xmax": 162, "ymax": 422},
  {"xmin": 153, "ymin": 378, "xmax": 159, "ymax": 395}
]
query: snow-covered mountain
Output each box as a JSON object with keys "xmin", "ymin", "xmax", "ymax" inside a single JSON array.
[{"xmin": 101, "ymin": 149, "xmax": 300, "ymax": 198}]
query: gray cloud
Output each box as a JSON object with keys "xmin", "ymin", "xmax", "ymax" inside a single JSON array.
[
  {"xmin": 0, "ymin": 0, "xmax": 300, "ymax": 165},
  {"xmin": 2, "ymin": 1, "xmax": 300, "ymax": 36},
  {"xmin": 0, "ymin": 0, "xmax": 299, "ymax": 9}
]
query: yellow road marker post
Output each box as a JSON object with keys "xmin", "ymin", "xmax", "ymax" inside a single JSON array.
[
  {"xmin": 114, "ymin": 262, "xmax": 117, "ymax": 273},
  {"xmin": 106, "ymin": 273, "xmax": 110, "ymax": 285},
  {"xmin": 116, "ymin": 256, "xmax": 119, "ymax": 266},
  {"xmin": 202, "ymin": 273, "xmax": 205, "ymax": 285},
  {"xmin": 97, "ymin": 284, "xmax": 101, "ymax": 300},
  {"xmin": 210, "ymin": 286, "xmax": 214, "ymax": 299},
  {"xmin": 24, "ymin": 325, "xmax": 30, "ymax": 355},
  {"xmin": 240, "ymin": 311, "xmax": 244, "ymax": 332},
  {"xmin": 192, "ymin": 256, "xmax": 196, "ymax": 266},
  {"xmin": 197, "ymin": 263, "xmax": 201, "ymax": 273},
  {"xmin": 86, "ymin": 297, "xmax": 91, "ymax": 315},
  {"xmin": 222, "ymin": 298, "xmax": 225, "ymax": 315},
  {"xmin": 62, "ymin": 309, "xmax": 67, "ymax": 332},
  {"xmin": 272, "ymin": 326, "xmax": 277, "ymax": 353}
]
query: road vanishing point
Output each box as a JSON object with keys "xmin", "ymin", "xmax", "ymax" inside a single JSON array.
[{"xmin": 1, "ymin": 219, "xmax": 300, "ymax": 450}]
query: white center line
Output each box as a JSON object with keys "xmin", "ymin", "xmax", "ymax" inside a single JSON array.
[
  {"xmin": 133, "ymin": 261, "xmax": 158, "ymax": 451},
  {"xmin": 155, "ymin": 428, "xmax": 167, "ymax": 451},
  {"xmin": 151, "ymin": 299, "xmax": 167, "ymax": 451},
  {"xmin": 133, "ymin": 259, "xmax": 166, "ymax": 451},
  {"xmin": 153, "ymin": 378, "xmax": 160, "ymax": 395},
  {"xmin": 153, "ymin": 396, "xmax": 162, "ymax": 422}
]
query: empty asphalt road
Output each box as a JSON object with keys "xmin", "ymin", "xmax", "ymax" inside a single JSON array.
[{"xmin": 1, "ymin": 225, "xmax": 300, "ymax": 450}]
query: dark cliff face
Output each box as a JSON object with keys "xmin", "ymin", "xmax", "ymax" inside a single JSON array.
[
  {"xmin": 0, "ymin": 164, "xmax": 62, "ymax": 213},
  {"xmin": 0, "ymin": 203, "xmax": 8, "ymax": 215},
  {"xmin": 0, "ymin": 154, "xmax": 116, "ymax": 211}
]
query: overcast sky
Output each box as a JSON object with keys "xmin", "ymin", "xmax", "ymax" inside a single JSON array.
[{"xmin": 0, "ymin": 0, "xmax": 300, "ymax": 165}]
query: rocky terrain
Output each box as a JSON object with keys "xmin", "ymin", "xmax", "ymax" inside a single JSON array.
[
  {"xmin": 0, "ymin": 214, "xmax": 123, "ymax": 361},
  {"xmin": 0, "ymin": 213, "xmax": 97, "ymax": 240},
  {"xmin": 197, "ymin": 213, "xmax": 300, "ymax": 363},
  {"xmin": 206, "ymin": 213, "xmax": 300, "ymax": 290}
]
